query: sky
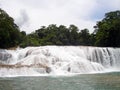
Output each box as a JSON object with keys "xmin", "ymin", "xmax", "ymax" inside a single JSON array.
[{"xmin": 0, "ymin": 0, "xmax": 120, "ymax": 33}]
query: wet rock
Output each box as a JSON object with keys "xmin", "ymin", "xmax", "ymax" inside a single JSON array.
[{"xmin": 46, "ymin": 67, "xmax": 51, "ymax": 73}]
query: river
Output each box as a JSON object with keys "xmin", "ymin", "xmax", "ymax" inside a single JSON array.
[
  {"xmin": 0, "ymin": 46, "xmax": 120, "ymax": 90},
  {"xmin": 0, "ymin": 72, "xmax": 120, "ymax": 90}
]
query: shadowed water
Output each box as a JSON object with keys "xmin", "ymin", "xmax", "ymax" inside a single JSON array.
[{"xmin": 0, "ymin": 72, "xmax": 120, "ymax": 90}]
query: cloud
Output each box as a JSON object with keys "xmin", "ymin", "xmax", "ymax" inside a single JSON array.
[
  {"xmin": 90, "ymin": 0, "xmax": 120, "ymax": 20},
  {"xmin": 15, "ymin": 10, "xmax": 30, "ymax": 28},
  {"xmin": 0, "ymin": 0, "xmax": 120, "ymax": 33}
]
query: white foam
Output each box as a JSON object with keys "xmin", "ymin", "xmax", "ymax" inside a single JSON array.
[{"xmin": 0, "ymin": 46, "xmax": 120, "ymax": 77}]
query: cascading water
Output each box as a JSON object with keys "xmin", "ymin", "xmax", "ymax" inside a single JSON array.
[{"xmin": 0, "ymin": 46, "xmax": 120, "ymax": 77}]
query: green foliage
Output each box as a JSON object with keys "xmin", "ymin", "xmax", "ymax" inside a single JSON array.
[
  {"xmin": 79, "ymin": 29, "xmax": 91, "ymax": 45},
  {"xmin": 94, "ymin": 10, "xmax": 120, "ymax": 47},
  {"xmin": 0, "ymin": 8, "xmax": 22, "ymax": 48},
  {"xmin": 20, "ymin": 24, "xmax": 93, "ymax": 47},
  {"xmin": 0, "ymin": 8, "xmax": 120, "ymax": 48},
  {"xmin": 20, "ymin": 33, "xmax": 39, "ymax": 48}
]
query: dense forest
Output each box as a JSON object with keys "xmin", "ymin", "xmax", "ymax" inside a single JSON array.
[{"xmin": 0, "ymin": 8, "xmax": 120, "ymax": 48}]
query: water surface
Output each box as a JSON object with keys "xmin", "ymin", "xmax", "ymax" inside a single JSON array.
[{"xmin": 0, "ymin": 72, "xmax": 120, "ymax": 90}]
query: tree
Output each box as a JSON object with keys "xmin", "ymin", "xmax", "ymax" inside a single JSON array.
[
  {"xmin": 79, "ymin": 29, "xmax": 91, "ymax": 45},
  {"xmin": 69, "ymin": 25, "xmax": 79, "ymax": 45},
  {"xmin": 0, "ymin": 8, "xmax": 21, "ymax": 48},
  {"xmin": 94, "ymin": 10, "xmax": 120, "ymax": 47},
  {"xmin": 58, "ymin": 25, "xmax": 70, "ymax": 45}
]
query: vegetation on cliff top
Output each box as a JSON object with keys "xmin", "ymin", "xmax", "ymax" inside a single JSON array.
[{"xmin": 0, "ymin": 8, "xmax": 120, "ymax": 48}]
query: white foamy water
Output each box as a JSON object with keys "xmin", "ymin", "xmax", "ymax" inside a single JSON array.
[{"xmin": 0, "ymin": 46, "xmax": 120, "ymax": 77}]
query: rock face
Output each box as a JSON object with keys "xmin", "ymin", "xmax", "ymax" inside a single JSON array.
[{"xmin": 0, "ymin": 49, "xmax": 12, "ymax": 61}]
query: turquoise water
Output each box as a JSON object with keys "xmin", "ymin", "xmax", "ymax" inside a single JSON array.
[{"xmin": 0, "ymin": 72, "xmax": 120, "ymax": 90}]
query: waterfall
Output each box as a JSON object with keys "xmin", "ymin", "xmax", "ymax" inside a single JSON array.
[{"xmin": 0, "ymin": 46, "xmax": 120, "ymax": 77}]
